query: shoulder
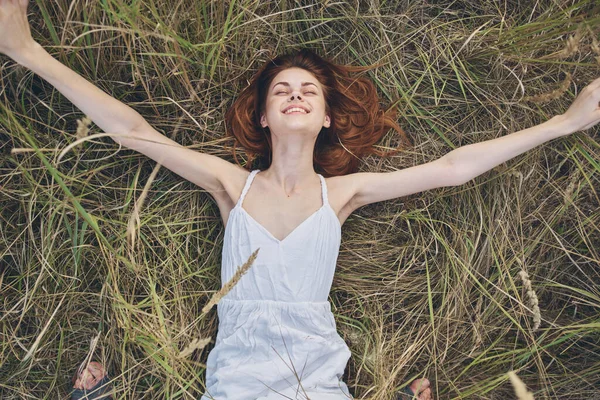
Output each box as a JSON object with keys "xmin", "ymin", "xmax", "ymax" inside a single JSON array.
[
  {"xmin": 323, "ymin": 173, "xmax": 362, "ymax": 219},
  {"xmin": 212, "ymin": 165, "xmax": 253, "ymax": 208}
]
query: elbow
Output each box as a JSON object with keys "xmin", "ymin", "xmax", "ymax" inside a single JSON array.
[
  {"xmin": 451, "ymin": 167, "xmax": 470, "ymax": 186},
  {"xmin": 108, "ymin": 132, "xmax": 127, "ymax": 147},
  {"xmin": 443, "ymin": 156, "xmax": 471, "ymax": 187},
  {"xmin": 108, "ymin": 132, "xmax": 136, "ymax": 150},
  {"xmin": 453, "ymin": 173, "xmax": 471, "ymax": 187},
  {"xmin": 113, "ymin": 122, "xmax": 149, "ymax": 150}
]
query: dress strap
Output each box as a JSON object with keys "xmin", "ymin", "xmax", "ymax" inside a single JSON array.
[
  {"xmin": 317, "ymin": 174, "xmax": 328, "ymax": 205},
  {"xmin": 237, "ymin": 169, "xmax": 260, "ymax": 207}
]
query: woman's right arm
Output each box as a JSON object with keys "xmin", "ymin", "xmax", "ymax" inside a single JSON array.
[{"xmin": 1, "ymin": 0, "xmax": 244, "ymax": 198}]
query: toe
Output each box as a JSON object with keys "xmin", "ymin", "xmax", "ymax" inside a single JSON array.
[
  {"xmin": 419, "ymin": 388, "xmax": 432, "ymax": 400},
  {"xmin": 80, "ymin": 369, "xmax": 96, "ymax": 390},
  {"xmin": 72, "ymin": 376, "xmax": 83, "ymax": 390},
  {"xmin": 79, "ymin": 362, "xmax": 108, "ymax": 390},
  {"xmin": 410, "ymin": 378, "xmax": 431, "ymax": 394}
]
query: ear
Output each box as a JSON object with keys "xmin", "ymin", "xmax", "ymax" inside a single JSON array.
[
  {"xmin": 260, "ymin": 114, "xmax": 268, "ymax": 128},
  {"xmin": 323, "ymin": 114, "xmax": 331, "ymax": 128}
]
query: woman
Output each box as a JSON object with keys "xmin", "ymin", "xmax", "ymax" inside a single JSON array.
[{"xmin": 1, "ymin": 1, "xmax": 599, "ymax": 399}]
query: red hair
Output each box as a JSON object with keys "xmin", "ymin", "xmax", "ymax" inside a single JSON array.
[{"xmin": 225, "ymin": 48, "xmax": 410, "ymax": 177}]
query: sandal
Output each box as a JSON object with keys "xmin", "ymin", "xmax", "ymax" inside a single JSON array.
[{"xmin": 396, "ymin": 386, "xmax": 417, "ymax": 399}]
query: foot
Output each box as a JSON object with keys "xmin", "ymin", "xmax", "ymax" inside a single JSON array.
[
  {"xmin": 397, "ymin": 378, "xmax": 432, "ymax": 400},
  {"xmin": 71, "ymin": 361, "xmax": 112, "ymax": 399}
]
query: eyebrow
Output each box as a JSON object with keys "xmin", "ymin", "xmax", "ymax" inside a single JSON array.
[{"xmin": 272, "ymin": 82, "xmax": 318, "ymax": 90}]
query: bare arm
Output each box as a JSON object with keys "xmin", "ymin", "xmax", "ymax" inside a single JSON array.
[
  {"xmin": 446, "ymin": 79, "xmax": 600, "ymax": 184},
  {"xmin": 12, "ymin": 43, "xmax": 149, "ymax": 143},
  {"xmin": 2, "ymin": 0, "xmax": 148, "ymax": 147},
  {"xmin": 346, "ymin": 78, "xmax": 600, "ymax": 210},
  {"xmin": 1, "ymin": 0, "xmax": 244, "ymax": 197},
  {"xmin": 444, "ymin": 115, "xmax": 567, "ymax": 185}
]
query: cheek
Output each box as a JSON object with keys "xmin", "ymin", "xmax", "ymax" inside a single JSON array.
[{"xmin": 265, "ymin": 99, "xmax": 280, "ymax": 115}]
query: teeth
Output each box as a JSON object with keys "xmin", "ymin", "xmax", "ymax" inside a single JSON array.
[{"xmin": 284, "ymin": 108, "xmax": 307, "ymax": 114}]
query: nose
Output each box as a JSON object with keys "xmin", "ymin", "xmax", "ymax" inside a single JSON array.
[{"xmin": 289, "ymin": 93, "xmax": 302, "ymax": 101}]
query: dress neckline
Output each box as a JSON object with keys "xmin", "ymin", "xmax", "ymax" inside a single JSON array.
[
  {"xmin": 236, "ymin": 169, "xmax": 331, "ymax": 244},
  {"xmin": 238, "ymin": 205, "xmax": 326, "ymax": 244}
]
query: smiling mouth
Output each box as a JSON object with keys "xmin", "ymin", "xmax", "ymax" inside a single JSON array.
[{"xmin": 283, "ymin": 107, "xmax": 309, "ymax": 114}]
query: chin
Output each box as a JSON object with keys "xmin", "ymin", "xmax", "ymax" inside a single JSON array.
[
  {"xmin": 287, "ymin": 125, "xmax": 321, "ymax": 135},
  {"xmin": 268, "ymin": 116, "xmax": 324, "ymax": 135}
]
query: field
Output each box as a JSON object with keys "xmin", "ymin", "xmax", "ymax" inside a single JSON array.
[{"xmin": 1, "ymin": 0, "xmax": 600, "ymax": 398}]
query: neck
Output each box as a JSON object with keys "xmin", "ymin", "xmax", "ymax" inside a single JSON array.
[{"xmin": 262, "ymin": 133, "xmax": 319, "ymax": 195}]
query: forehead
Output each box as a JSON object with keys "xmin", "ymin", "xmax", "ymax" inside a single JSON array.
[{"xmin": 270, "ymin": 67, "xmax": 321, "ymax": 89}]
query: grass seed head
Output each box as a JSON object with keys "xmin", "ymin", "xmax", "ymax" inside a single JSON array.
[
  {"xmin": 178, "ymin": 337, "xmax": 212, "ymax": 359},
  {"xmin": 523, "ymin": 72, "xmax": 572, "ymax": 103},
  {"xmin": 519, "ymin": 270, "xmax": 541, "ymax": 332},
  {"xmin": 76, "ymin": 116, "xmax": 92, "ymax": 140},
  {"xmin": 508, "ymin": 371, "xmax": 535, "ymax": 400}
]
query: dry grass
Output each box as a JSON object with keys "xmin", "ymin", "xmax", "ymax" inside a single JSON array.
[{"xmin": 1, "ymin": 0, "xmax": 600, "ymax": 399}]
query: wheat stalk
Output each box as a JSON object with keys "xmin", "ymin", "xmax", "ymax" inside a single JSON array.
[
  {"xmin": 523, "ymin": 72, "xmax": 572, "ymax": 103},
  {"xmin": 178, "ymin": 337, "xmax": 212, "ymax": 359},
  {"xmin": 518, "ymin": 270, "xmax": 541, "ymax": 332},
  {"xmin": 201, "ymin": 248, "xmax": 260, "ymax": 315}
]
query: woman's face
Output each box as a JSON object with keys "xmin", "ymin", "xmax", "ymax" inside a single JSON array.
[{"xmin": 260, "ymin": 67, "xmax": 331, "ymax": 137}]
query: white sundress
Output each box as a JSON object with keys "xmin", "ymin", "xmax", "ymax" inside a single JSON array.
[{"xmin": 200, "ymin": 169, "xmax": 354, "ymax": 400}]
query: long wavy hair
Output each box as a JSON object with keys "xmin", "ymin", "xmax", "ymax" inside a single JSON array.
[{"xmin": 225, "ymin": 48, "xmax": 410, "ymax": 177}]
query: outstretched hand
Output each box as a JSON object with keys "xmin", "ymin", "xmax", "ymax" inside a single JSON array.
[
  {"xmin": 561, "ymin": 77, "xmax": 600, "ymax": 134},
  {"xmin": 0, "ymin": 0, "xmax": 35, "ymax": 58}
]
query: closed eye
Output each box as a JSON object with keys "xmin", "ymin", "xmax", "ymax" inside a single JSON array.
[{"xmin": 274, "ymin": 91, "xmax": 316, "ymax": 95}]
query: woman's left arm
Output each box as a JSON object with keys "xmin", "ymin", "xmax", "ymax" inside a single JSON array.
[
  {"xmin": 344, "ymin": 78, "xmax": 600, "ymax": 212},
  {"xmin": 447, "ymin": 77, "xmax": 600, "ymax": 184}
]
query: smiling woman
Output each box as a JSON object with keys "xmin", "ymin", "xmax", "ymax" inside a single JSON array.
[
  {"xmin": 225, "ymin": 49, "xmax": 411, "ymax": 175},
  {"xmin": 200, "ymin": 48, "xmax": 434, "ymax": 400},
  {"xmin": 3, "ymin": 0, "xmax": 600, "ymax": 399}
]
